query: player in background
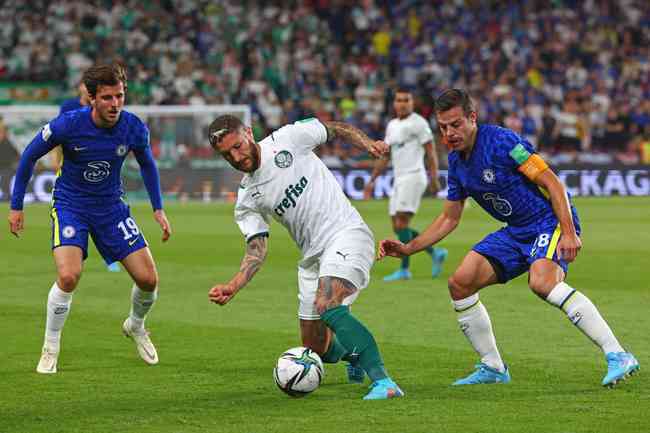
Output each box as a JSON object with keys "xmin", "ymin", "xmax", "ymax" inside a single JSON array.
[
  {"xmin": 8, "ymin": 63, "xmax": 172, "ymax": 374},
  {"xmin": 208, "ymin": 115, "xmax": 404, "ymax": 400},
  {"xmin": 364, "ymin": 88, "xmax": 447, "ymax": 281},
  {"xmin": 59, "ymin": 80, "xmax": 121, "ymax": 273},
  {"xmin": 378, "ymin": 89, "xmax": 639, "ymax": 387}
]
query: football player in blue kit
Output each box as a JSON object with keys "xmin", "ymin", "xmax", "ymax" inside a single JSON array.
[
  {"xmin": 378, "ymin": 89, "xmax": 638, "ymax": 387},
  {"xmin": 58, "ymin": 79, "xmax": 121, "ymax": 273},
  {"xmin": 8, "ymin": 63, "xmax": 172, "ymax": 374}
]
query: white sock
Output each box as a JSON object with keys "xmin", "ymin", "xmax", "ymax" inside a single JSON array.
[
  {"xmin": 129, "ymin": 284, "xmax": 157, "ymax": 333},
  {"xmin": 45, "ymin": 282, "xmax": 73, "ymax": 351},
  {"xmin": 453, "ymin": 294, "xmax": 505, "ymax": 372},
  {"xmin": 546, "ymin": 282, "xmax": 624, "ymax": 354}
]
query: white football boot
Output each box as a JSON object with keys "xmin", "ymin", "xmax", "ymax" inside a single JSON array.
[
  {"xmin": 122, "ymin": 318, "xmax": 159, "ymax": 365},
  {"xmin": 36, "ymin": 346, "xmax": 59, "ymax": 374}
]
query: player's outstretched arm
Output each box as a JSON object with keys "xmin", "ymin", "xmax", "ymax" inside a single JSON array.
[
  {"xmin": 378, "ymin": 199, "xmax": 464, "ymax": 260},
  {"xmin": 9, "ymin": 128, "xmax": 59, "ymax": 236},
  {"xmin": 209, "ymin": 235, "xmax": 268, "ymax": 306},
  {"xmin": 532, "ymin": 169, "xmax": 581, "ymax": 262},
  {"xmin": 323, "ymin": 121, "xmax": 388, "ymax": 159},
  {"xmin": 133, "ymin": 146, "xmax": 170, "ymax": 241}
]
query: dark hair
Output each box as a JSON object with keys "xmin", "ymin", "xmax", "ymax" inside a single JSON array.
[
  {"xmin": 82, "ymin": 63, "xmax": 127, "ymax": 98},
  {"xmin": 394, "ymin": 87, "xmax": 413, "ymax": 96},
  {"xmin": 208, "ymin": 114, "xmax": 244, "ymax": 147},
  {"xmin": 434, "ymin": 88, "xmax": 476, "ymax": 116}
]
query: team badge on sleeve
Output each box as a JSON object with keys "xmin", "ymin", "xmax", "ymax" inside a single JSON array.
[
  {"xmin": 42, "ymin": 123, "xmax": 52, "ymax": 141},
  {"xmin": 274, "ymin": 150, "xmax": 293, "ymax": 168}
]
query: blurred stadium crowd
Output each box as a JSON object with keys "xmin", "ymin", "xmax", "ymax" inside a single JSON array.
[{"xmin": 1, "ymin": 0, "xmax": 649, "ymax": 166}]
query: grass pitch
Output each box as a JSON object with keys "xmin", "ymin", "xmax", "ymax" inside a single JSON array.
[{"xmin": 1, "ymin": 197, "xmax": 649, "ymax": 433}]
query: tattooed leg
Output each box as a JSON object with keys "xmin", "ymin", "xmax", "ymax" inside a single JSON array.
[{"xmin": 317, "ymin": 276, "xmax": 389, "ymax": 382}]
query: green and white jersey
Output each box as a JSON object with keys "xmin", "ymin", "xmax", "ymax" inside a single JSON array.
[
  {"xmin": 235, "ymin": 118, "xmax": 367, "ymax": 259},
  {"xmin": 385, "ymin": 112, "xmax": 433, "ymax": 178}
]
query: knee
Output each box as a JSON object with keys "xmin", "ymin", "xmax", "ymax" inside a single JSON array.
[
  {"xmin": 528, "ymin": 274, "xmax": 556, "ymax": 299},
  {"xmin": 392, "ymin": 219, "xmax": 408, "ymax": 232},
  {"xmin": 448, "ymin": 274, "xmax": 474, "ymax": 300},
  {"xmin": 136, "ymin": 271, "xmax": 159, "ymax": 292},
  {"xmin": 58, "ymin": 270, "xmax": 81, "ymax": 291}
]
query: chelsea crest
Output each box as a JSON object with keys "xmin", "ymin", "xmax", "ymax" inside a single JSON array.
[
  {"xmin": 116, "ymin": 144, "xmax": 128, "ymax": 156},
  {"xmin": 482, "ymin": 168, "xmax": 496, "ymax": 184}
]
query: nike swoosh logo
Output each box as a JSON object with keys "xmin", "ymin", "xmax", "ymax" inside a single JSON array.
[
  {"xmin": 129, "ymin": 236, "xmax": 139, "ymax": 246},
  {"xmin": 74, "ymin": 146, "xmax": 87, "ymax": 151},
  {"xmin": 141, "ymin": 345, "xmax": 155, "ymax": 360}
]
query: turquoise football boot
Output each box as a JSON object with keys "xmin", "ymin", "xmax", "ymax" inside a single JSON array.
[
  {"xmin": 431, "ymin": 248, "xmax": 448, "ymax": 278},
  {"xmin": 602, "ymin": 352, "xmax": 640, "ymax": 387},
  {"xmin": 452, "ymin": 363, "xmax": 511, "ymax": 385},
  {"xmin": 383, "ymin": 269, "xmax": 412, "ymax": 282},
  {"xmin": 363, "ymin": 378, "xmax": 404, "ymax": 400}
]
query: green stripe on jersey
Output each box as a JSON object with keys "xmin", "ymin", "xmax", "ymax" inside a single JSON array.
[
  {"xmin": 509, "ymin": 143, "xmax": 531, "ymax": 165},
  {"xmin": 297, "ymin": 117, "xmax": 317, "ymax": 123}
]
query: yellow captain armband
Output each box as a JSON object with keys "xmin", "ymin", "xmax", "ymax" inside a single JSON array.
[{"xmin": 517, "ymin": 153, "xmax": 549, "ymax": 180}]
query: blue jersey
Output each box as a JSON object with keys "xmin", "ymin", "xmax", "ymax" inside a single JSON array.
[
  {"xmin": 59, "ymin": 97, "xmax": 84, "ymax": 114},
  {"xmin": 447, "ymin": 124, "xmax": 576, "ymax": 231},
  {"xmin": 11, "ymin": 107, "xmax": 162, "ymax": 211}
]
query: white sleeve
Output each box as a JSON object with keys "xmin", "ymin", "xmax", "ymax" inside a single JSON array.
[
  {"xmin": 284, "ymin": 118, "xmax": 328, "ymax": 154},
  {"xmin": 234, "ymin": 189, "xmax": 270, "ymax": 242},
  {"xmin": 417, "ymin": 117, "xmax": 434, "ymax": 145},
  {"xmin": 384, "ymin": 121, "xmax": 396, "ymax": 145}
]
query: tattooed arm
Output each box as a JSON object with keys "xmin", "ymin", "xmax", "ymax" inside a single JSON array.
[
  {"xmin": 208, "ymin": 235, "xmax": 268, "ymax": 305},
  {"xmin": 323, "ymin": 121, "xmax": 388, "ymax": 159}
]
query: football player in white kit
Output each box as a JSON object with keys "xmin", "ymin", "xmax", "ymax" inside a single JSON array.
[
  {"xmin": 364, "ymin": 89, "xmax": 448, "ymax": 281},
  {"xmin": 207, "ymin": 115, "xmax": 404, "ymax": 400}
]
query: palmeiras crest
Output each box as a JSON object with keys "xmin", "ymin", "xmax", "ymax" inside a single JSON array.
[{"xmin": 274, "ymin": 150, "xmax": 293, "ymax": 168}]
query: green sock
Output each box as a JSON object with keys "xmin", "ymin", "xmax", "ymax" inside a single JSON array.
[
  {"xmin": 320, "ymin": 334, "xmax": 348, "ymax": 364},
  {"xmin": 411, "ymin": 229, "xmax": 433, "ymax": 255},
  {"xmin": 321, "ymin": 305, "xmax": 387, "ymax": 382},
  {"xmin": 396, "ymin": 228, "xmax": 412, "ymax": 270}
]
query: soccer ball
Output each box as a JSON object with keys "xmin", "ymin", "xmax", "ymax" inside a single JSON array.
[{"xmin": 273, "ymin": 347, "xmax": 324, "ymax": 397}]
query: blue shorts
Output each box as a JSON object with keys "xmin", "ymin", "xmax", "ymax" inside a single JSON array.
[
  {"xmin": 50, "ymin": 201, "xmax": 148, "ymax": 264},
  {"xmin": 472, "ymin": 214, "xmax": 582, "ymax": 284}
]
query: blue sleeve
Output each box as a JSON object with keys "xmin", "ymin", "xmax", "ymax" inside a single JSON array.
[
  {"xmin": 133, "ymin": 145, "xmax": 163, "ymax": 211},
  {"xmin": 59, "ymin": 98, "xmax": 81, "ymax": 115},
  {"xmin": 495, "ymin": 129, "xmax": 536, "ymax": 169},
  {"xmin": 11, "ymin": 122, "xmax": 62, "ymax": 210},
  {"xmin": 446, "ymin": 157, "xmax": 467, "ymax": 201}
]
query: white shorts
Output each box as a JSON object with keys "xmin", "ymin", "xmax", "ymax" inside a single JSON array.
[
  {"xmin": 389, "ymin": 171, "xmax": 428, "ymax": 216},
  {"xmin": 297, "ymin": 225, "xmax": 375, "ymax": 320}
]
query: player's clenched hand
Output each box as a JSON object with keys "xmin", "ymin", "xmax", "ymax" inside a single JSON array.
[
  {"xmin": 367, "ymin": 140, "xmax": 389, "ymax": 159},
  {"xmin": 209, "ymin": 283, "xmax": 238, "ymax": 305},
  {"xmin": 153, "ymin": 209, "xmax": 172, "ymax": 242},
  {"xmin": 557, "ymin": 232, "xmax": 582, "ymax": 262},
  {"xmin": 377, "ymin": 239, "xmax": 408, "ymax": 260},
  {"xmin": 8, "ymin": 210, "xmax": 24, "ymax": 238}
]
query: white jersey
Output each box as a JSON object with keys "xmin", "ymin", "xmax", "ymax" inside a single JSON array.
[
  {"xmin": 234, "ymin": 119, "xmax": 367, "ymax": 259},
  {"xmin": 385, "ymin": 112, "xmax": 433, "ymax": 178}
]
